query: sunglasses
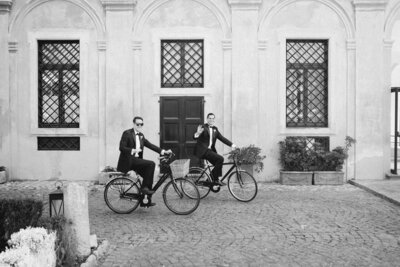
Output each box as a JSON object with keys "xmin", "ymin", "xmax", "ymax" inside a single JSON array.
[{"xmin": 135, "ymin": 123, "xmax": 144, "ymax": 127}]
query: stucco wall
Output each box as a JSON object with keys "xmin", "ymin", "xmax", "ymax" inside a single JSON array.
[{"xmin": 0, "ymin": 0, "xmax": 399, "ymax": 181}]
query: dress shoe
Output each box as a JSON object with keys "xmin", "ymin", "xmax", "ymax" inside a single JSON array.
[
  {"xmin": 140, "ymin": 202, "xmax": 156, "ymax": 207},
  {"xmin": 141, "ymin": 187, "xmax": 155, "ymax": 195},
  {"xmin": 214, "ymin": 179, "xmax": 225, "ymax": 186}
]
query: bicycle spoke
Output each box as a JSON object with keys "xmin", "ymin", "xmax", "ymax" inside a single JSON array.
[{"xmin": 228, "ymin": 171, "xmax": 258, "ymax": 202}]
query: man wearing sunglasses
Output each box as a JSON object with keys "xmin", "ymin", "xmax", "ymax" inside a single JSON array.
[
  {"xmin": 194, "ymin": 113, "xmax": 237, "ymax": 186},
  {"xmin": 117, "ymin": 116, "xmax": 172, "ymax": 206}
]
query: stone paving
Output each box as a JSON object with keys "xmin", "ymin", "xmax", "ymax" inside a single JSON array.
[{"xmin": 1, "ymin": 181, "xmax": 400, "ymax": 266}]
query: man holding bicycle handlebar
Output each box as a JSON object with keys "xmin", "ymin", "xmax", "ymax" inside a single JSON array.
[
  {"xmin": 117, "ymin": 116, "xmax": 172, "ymax": 206},
  {"xmin": 193, "ymin": 113, "xmax": 237, "ymax": 186}
]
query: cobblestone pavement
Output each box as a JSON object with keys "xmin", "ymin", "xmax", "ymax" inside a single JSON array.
[{"xmin": 1, "ymin": 181, "xmax": 400, "ymax": 266}]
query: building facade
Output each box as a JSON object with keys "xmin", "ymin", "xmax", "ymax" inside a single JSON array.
[{"xmin": 0, "ymin": 0, "xmax": 400, "ymax": 182}]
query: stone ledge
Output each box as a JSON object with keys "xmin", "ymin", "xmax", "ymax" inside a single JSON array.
[
  {"xmin": 348, "ymin": 179, "xmax": 400, "ymax": 207},
  {"xmin": 80, "ymin": 239, "xmax": 109, "ymax": 267}
]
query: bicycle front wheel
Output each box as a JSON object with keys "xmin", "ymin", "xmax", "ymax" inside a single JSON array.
[
  {"xmin": 163, "ymin": 177, "xmax": 200, "ymax": 215},
  {"xmin": 227, "ymin": 170, "xmax": 258, "ymax": 202},
  {"xmin": 104, "ymin": 177, "xmax": 141, "ymax": 214},
  {"xmin": 185, "ymin": 167, "xmax": 211, "ymax": 199}
]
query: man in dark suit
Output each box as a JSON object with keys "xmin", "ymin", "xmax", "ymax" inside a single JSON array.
[
  {"xmin": 117, "ymin": 116, "xmax": 171, "ymax": 206},
  {"xmin": 194, "ymin": 113, "xmax": 237, "ymax": 185}
]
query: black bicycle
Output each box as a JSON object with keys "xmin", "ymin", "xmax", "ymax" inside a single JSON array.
[
  {"xmin": 104, "ymin": 153, "xmax": 200, "ymax": 215},
  {"xmin": 185, "ymin": 151, "xmax": 258, "ymax": 202}
]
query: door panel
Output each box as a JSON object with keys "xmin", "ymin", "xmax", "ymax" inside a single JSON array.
[{"xmin": 160, "ymin": 97, "xmax": 204, "ymax": 167}]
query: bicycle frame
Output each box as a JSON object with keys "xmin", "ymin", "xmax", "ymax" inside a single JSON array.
[{"xmin": 200, "ymin": 161, "xmax": 239, "ymax": 182}]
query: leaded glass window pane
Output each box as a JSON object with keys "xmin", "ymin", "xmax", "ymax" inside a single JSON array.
[
  {"xmin": 286, "ymin": 40, "xmax": 328, "ymax": 127},
  {"xmin": 38, "ymin": 40, "xmax": 80, "ymax": 128},
  {"xmin": 161, "ymin": 40, "xmax": 203, "ymax": 88}
]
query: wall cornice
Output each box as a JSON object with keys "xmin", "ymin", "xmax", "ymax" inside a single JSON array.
[
  {"xmin": 101, "ymin": 0, "xmax": 136, "ymax": 11},
  {"xmin": 222, "ymin": 39, "xmax": 232, "ymax": 50},
  {"xmin": 258, "ymin": 39, "xmax": 268, "ymax": 50},
  {"xmin": 228, "ymin": 0, "xmax": 262, "ymax": 10},
  {"xmin": 346, "ymin": 39, "xmax": 356, "ymax": 51},
  {"xmin": 97, "ymin": 40, "xmax": 107, "ymax": 51},
  {"xmin": 352, "ymin": 0, "xmax": 388, "ymax": 11},
  {"xmin": 8, "ymin": 41, "xmax": 17, "ymax": 53},
  {"xmin": 132, "ymin": 40, "xmax": 142, "ymax": 50},
  {"xmin": 0, "ymin": 0, "xmax": 12, "ymax": 13}
]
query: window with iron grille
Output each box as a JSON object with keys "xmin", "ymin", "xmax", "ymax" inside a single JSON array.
[
  {"xmin": 161, "ymin": 40, "xmax": 203, "ymax": 88},
  {"xmin": 37, "ymin": 137, "xmax": 80, "ymax": 151},
  {"xmin": 287, "ymin": 136, "xmax": 330, "ymax": 152},
  {"xmin": 38, "ymin": 40, "xmax": 80, "ymax": 128},
  {"xmin": 286, "ymin": 40, "xmax": 328, "ymax": 127}
]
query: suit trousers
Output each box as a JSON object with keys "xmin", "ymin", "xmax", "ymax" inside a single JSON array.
[
  {"xmin": 203, "ymin": 150, "xmax": 224, "ymax": 180},
  {"xmin": 130, "ymin": 157, "xmax": 156, "ymax": 189}
]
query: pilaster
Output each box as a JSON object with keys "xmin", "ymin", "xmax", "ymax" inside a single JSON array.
[
  {"xmin": 132, "ymin": 40, "xmax": 142, "ymax": 117},
  {"xmin": 101, "ymin": 0, "xmax": 136, "ymax": 166},
  {"xmin": 97, "ymin": 40, "xmax": 107, "ymax": 171},
  {"xmin": 353, "ymin": 0, "xmax": 389, "ymax": 179},
  {"xmin": 222, "ymin": 39, "xmax": 232, "ymax": 154},
  {"xmin": 0, "ymin": 0, "xmax": 12, "ymax": 176},
  {"xmin": 346, "ymin": 39, "xmax": 356, "ymax": 181},
  {"xmin": 228, "ymin": 0, "xmax": 262, "ymax": 146}
]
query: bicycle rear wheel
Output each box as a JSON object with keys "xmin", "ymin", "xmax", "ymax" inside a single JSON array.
[
  {"xmin": 104, "ymin": 177, "xmax": 141, "ymax": 214},
  {"xmin": 163, "ymin": 177, "xmax": 200, "ymax": 215},
  {"xmin": 227, "ymin": 170, "xmax": 258, "ymax": 202},
  {"xmin": 185, "ymin": 167, "xmax": 211, "ymax": 199}
]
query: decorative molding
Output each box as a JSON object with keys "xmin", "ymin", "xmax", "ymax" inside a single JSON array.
[
  {"xmin": 258, "ymin": 39, "xmax": 268, "ymax": 50},
  {"xmin": 228, "ymin": 0, "xmax": 262, "ymax": 10},
  {"xmin": 221, "ymin": 39, "xmax": 232, "ymax": 50},
  {"xmin": 101, "ymin": 0, "xmax": 136, "ymax": 11},
  {"xmin": 132, "ymin": 40, "xmax": 142, "ymax": 50},
  {"xmin": 258, "ymin": 0, "xmax": 356, "ymax": 40},
  {"xmin": 97, "ymin": 40, "xmax": 107, "ymax": 51},
  {"xmin": 8, "ymin": 41, "xmax": 17, "ymax": 53},
  {"xmin": 383, "ymin": 39, "xmax": 394, "ymax": 49},
  {"xmin": 346, "ymin": 39, "xmax": 356, "ymax": 50},
  {"xmin": 352, "ymin": 0, "xmax": 387, "ymax": 11},
  {"xmin": 0, "ymin": 0, "xmax": 12, "ymax": 13}
]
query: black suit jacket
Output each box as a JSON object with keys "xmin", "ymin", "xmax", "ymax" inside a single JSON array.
[
  {"xmin": 117, "ymin": 129, "xmax": 162, "ymax": 173},
  {"xmin": 193, "ymin": 124, "xmax": 232, "ymax": 158}
]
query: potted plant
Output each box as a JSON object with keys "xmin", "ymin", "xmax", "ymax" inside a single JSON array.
[
  {"xmin": 313, "ymin": 136, "xmax": 356, "ymax": 185},
  {"xmin": 278, "ymin": 137, "xmax": 313, "ymax": 185},
  {"xmin": 227, "ymin": 145, "xmax": 266, "ymax": 175},
  {"xmin": 0, "ymin": 166, "xmax": 6, "ymax": 184},
  {"xmin": 98, "ymin": 166, "xmax": 118, "ymax": 185}
]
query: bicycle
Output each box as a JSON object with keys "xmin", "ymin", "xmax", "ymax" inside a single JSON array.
[
  {"xmin": 104, "ymin": 153, "xmax": 200, "ymax": 215},
  {"xmin": 185, "ymin": 150, "xmax": 258, "ymax": 202}
]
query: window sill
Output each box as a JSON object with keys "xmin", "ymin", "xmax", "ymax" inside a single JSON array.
[{"xmin": 30, "ymin": 128, "xmax": 87, "ymax": 136}]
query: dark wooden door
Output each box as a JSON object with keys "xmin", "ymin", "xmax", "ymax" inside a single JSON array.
[{"xmin": 160, "ymin": 97, "xmax": 204, "ymax": 166}]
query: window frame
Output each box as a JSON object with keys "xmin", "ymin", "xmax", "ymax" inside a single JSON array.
[
  {"xmin": 278, "ymin": 31, "xmax": 337, "ymax": 137},
  {"xmin": 29, "ymin": 30, "xmax": 88, "ymax": 136},
  {"xmin": 285, "ymin": 39, "xmax": 329, "ymax": 128},
  {"xmin": 160, "ymin": 39, "xmax": 204, "ymax": 88},
  {"xmin": 38, "ymin": 40, "xmax": 80, "ymax": 128}
]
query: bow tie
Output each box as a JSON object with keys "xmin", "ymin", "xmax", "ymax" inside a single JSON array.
[{"xmin": 209, "ymin": 125, "xmax": 214, "ymax": 128}]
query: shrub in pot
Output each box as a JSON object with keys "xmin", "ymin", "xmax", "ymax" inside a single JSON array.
[
  {"xmin": 278, "ymin": 137, "xmax": 313, "ymax": 185},
  {"xmin": 313, "ymin": 136, "xmax": 356, "ymax": 185},
  {"xmin": 227, "ymin": 145, "xmax": 266, "ymax": 175}
]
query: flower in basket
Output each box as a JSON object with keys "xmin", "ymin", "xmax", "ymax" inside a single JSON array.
[
  {"xmin": 228, "ymin": 145, "xmax": 266, "ymax": 173},
  {"xmin": 101, "ymin": 166, "xmax": 117, "ymax": 172}
]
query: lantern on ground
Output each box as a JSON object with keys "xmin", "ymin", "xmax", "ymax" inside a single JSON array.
[{"xmin": 49, "ymin": 182, "xmax": 64, "ymax": 217}]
